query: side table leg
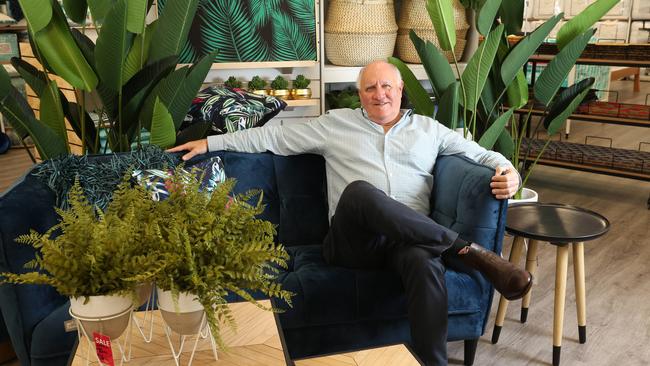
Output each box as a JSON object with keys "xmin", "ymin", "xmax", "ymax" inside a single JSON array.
[
  {"xmin": 492, "ymin": 236, "xmax": 527, "ymax": 344},
  {"xmin": 521, "ymin": 239, "xmax": 540, "ymax": 323},
  {"xmin": 573, "ymin": 242, "xmax": 587, "ymax": 344},
  {"xmin": 553, "ymin": 244, "xmax": 569, "ymax": 366}
]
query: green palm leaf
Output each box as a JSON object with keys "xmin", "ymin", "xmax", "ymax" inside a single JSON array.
[
  {"xmin": 534, "ymin": 29, "xmax": 595, "ymax": 106},
  {"xmin": 271, "ymin": 10, "xmax": 315, "ymax": 61},
  {"xmin": 499, "ymin": 0, "xmax": 524, "ymax": 35},
  {"xmin": 62, "ymin": 0, "xmax": 88, "ymax": 24},
  {"xmin": 543, "ymin": 77, "xmax": 594, "ymax": 134},
  {"xmin": 0, "ymin": 66, "xmax": 67, "ymax": 159},
  {"xmin": 149, "ymin": 97, "xmax": 176, "ymax": 149},
  {"xmin": 18, "ymin": 0, "xmax": 52, "ymax": 32},
  {"xmin": 425, "ymin": 0, "xmax": 456, "ymax": 52},
  {"xmin": 388, "ymin": 57, "xmax": 435, "ymax": 117},
  {"xmin": 88, "ymin": 0, "xmax": 114, "ymax": 24},
  {"xmin": 198, "ymin": 0, "xmax": 269, "ymax": 62},
  {"xmin": 148, "ymin": 0, "xmax": 200, "ymax": 63},
  {"xmin": 461, "ymin": 24, "xmax": 503, "ymax": 112},
  {"xmin": 500, "ymin": 13, "xmax": 562, "ymax": 89},
  {"xmin": 38, "ymin": 80, "xmax": 68, "ymax": 146},
  {"xmin": 124, "ymin": 21, "xmax": 158, "ymax": 84},
  {"xmin": 95, "ymin": 0, "xmax": 129, "ymax": 92},
  {"xmin": 11, "ymin": 58, "xmax": 48, "ymax": 96},
  {"xmin": 409, "ymin": 30, "xmax": 455, "ymax": 98},
  {"xmin": 437, "ymin": 81, "xmax": 460, "ymax": 129},
  {"xmin": 28, "ymin": 2, "xmax": 97, "ymax": 91},
  {"xmin": 506, "ymin": 69, "xmax": 529, "ymax": 109},
  {"xmin": 249, "ymin": 0, "xmax": 282, "ymax": 28},
  {"xmin": 70, "ymin": 29, "xmax": 96, "ymax": 68},
  {"xmin": 287, "ymin": 0, "xmax": 315, "ymax": 37},
  {"xmin": 478, "ymin": 107, "xmax": 513, "ymax": 149},
  {"xmin": 557, "ymin": 0, "xmax": 619, "ymax": 50},
  {"xmin": 476, "ymin": 0, "xmax": 502, "ymax": 36},
  {"xmin": 126, "ymin": 0, "xmax": 147, "ymax": 34}
]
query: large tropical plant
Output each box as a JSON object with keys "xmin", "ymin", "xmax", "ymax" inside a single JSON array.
[
  {"xmin": 389, "ymin": 0, "xmax": 619, "ymax": 196},
  {"xmin": 0, "ymin": 0, "xmax": 217, "ymax": 160}
]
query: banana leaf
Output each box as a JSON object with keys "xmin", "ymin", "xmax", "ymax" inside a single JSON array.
[
  {"xmin": 94, "ymin": 0, "xmax": 130, "ymax": 93},
  {"xmin": 70, "ymin": 29, "xmax": 96, "ymax": 68},
  {"xmin": 11, "ymin": 58, "xmax": 48, "ymax": 96},
  {"xmin": 461, "ymin": 24, "xmax": 503, "ymax": 112},
  {"xmin": 409, "ymin": 30, "xmax": 455, "ymax": 98},
  {"xmin": 126, "ymin": 0, "xmax": 147, "ymax": 34},
  {"xmin": 27, "ymin": 2, "xmax": 97, "ymax": 91},
  {"xmin": 123, "ymin": 21, "xmax": 158, "ymax": 84},
  {"xmin": 557, "ymin": 0, "xmax": 619, "ymax": 50},
  {"xmin": 149, "ymin": 97, "xmax": 176, "ymax": 149},
  {"xmin": 148, "ymin": 0, "xmax": 199, "ymax": 63},
  {"xmin": 87, "ymin": 0, "xmax": 114, "ymax": 24},
  {"xmin": 476, "ymin": 0, "xmax": 502, "ymax": 36},
  {"xmin": 478, "ymin": 107, "xmax": 513, "ymax": 149},
  {"xmin": 494, "ymin": 129, "xmax": 514, "ymax": 159},
  {"xmin": 62, "ymin": 0, "xmax": 88, "ymax": 24},
  {"xmin": 18, "ymin": 0, "xmax": 52, "ymax": 33},
  {"xmin": 499, "ymin": 0, "xmax": 524, "ymax": 35},
  {"xmin": 64, "ymin": 101, "xmax": 99, "ymax": 154},
  {"xmin": 436, "ymin": 81, "xmax": 460, "ymax": 129},
  {"xmin": 426, "ymin": 0, "xmax": 456, "ymax": 51},
  {"xmin": 506, "ymin": 70, "xmax": 529, "ymax": 109},
  {"xmin": 534, "ymin": 29, "xmax": 595, "ymax": 106},
  {"xmin": 0, "ymin": 66, "xmax": 67, "ymax": 159},
  {"xmin": 500, "ymin": 13, "xmax": 562, "ymax": 88},
  {"xmin": 387, "ymin": 57, "xmax": 435, "ymax": 118},
  {"xmin": 39, "ymin": 80, "xmax": 68, "ymax": 145},
  {"xmin": 543, "ymin": 77, "xmax": 595, "ymax": 134}
]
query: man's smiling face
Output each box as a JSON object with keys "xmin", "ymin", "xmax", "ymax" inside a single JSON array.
[{"xmin": 358, "ymin": 61, "xmax": 404, "ymax": 126}]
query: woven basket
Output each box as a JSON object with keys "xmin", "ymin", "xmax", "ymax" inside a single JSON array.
[
  {"xmin": 325, "ymin": 0, "xmax": 398, "ymax": 66},
  {"xmin": 397, "ymin": 29, "xmax": 468, "ymax": 63},
  {"xmin": 396, "ymin": 0, "xmax": 468, "ymax": 63}
]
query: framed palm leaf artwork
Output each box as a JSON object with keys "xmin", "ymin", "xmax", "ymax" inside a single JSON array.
[{"xmin": 158, "ymin": 0, "xmax": 318, "ymax": 63}]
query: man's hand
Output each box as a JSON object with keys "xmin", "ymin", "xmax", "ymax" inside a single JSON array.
[
  {"xmin": 490, "ymin": 166, "xmax": 520, "ymax": 199},
  {"xmin": 166, "ymin": 139, "xmax": 208, "ymax": 161}
]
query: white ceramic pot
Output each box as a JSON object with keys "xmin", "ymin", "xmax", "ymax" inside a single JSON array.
[
  {"xmin": 157, "ymin": 289, "xmax": 205, "ymax": 335},
  {"xmin": 135, "ymin": 282, "xmax": 154, "ymax": 307},
  {"xmin": 508, "ymin": 187, "xmax": 539, "ymax": 205},
  {"xmin": 69, "ymin": 295, "xmax": 133, "ymax": 339}
]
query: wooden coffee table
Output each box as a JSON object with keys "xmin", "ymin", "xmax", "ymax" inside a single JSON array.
[{"xmin": 69, "ymin": 300, "xmax": 419, "ymax": 366}]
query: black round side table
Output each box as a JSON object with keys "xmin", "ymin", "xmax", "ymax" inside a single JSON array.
[{"xmin": 490, "ymin": 203, "xmax": 610, "ymax": 366}]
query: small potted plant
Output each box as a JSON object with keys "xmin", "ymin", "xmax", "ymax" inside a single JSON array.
[
  {"xmin": 0, "ymin": 176, "xmax": 167, "ymax": 340},
  {"xmin": 270, "ymin": 75, "xmax": 290, "ymax": 100},
  {"xmin": 223, "ymin": 76, "xmax": 243, "ymax": 90},
  {"xmin": 248, "ymin": 76, "xmax": 268, "ymax": 96},
  {"xmin": 291, "ymin": 74, "xmax": 312, "ymax": 100},
  {"xmin": 152, "ymin": 167, "xmax": 293, "ymax": 347}
]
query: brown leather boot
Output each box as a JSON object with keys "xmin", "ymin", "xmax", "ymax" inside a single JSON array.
[{"xmin": 459, "ymin": 243, "xmax": 533, "ymax": 300}]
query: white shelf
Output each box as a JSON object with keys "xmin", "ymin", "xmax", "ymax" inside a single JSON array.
[
  {"xmin": 285, "ymin": 98, "xmax": 319, "ymax": 107},
  {"xmin": 322, "ymin": 62, "xmax": 466, "ymax": 83},
  {"xmin": 208, "ymin": 60, "xmax": 319, "ymax": 70}
]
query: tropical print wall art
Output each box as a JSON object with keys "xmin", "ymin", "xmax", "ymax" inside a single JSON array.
[{"xmin": 158, "ymin": 0, "xmax": 317, "ymax": 63}]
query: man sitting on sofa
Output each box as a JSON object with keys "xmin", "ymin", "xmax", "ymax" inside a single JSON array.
[{"xmin": 169, "ymin": 60, "xmax": 532, "ymax": 366}]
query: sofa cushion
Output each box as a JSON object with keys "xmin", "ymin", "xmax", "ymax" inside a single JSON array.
[
  {"xmin": 277, "ymin": 245, "xmax": 483, "ymax": 330},
  {"xmin": 30, "ymin": 302, "xmax": 76, "ymax": 364}
]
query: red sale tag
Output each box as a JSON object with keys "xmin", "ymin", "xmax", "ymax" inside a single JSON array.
[{"xmin": 93, "ymin": 332, "xmax": 115, "ymax": 366}]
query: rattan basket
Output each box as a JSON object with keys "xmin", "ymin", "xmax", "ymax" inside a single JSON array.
[
  {"xmin": 325, "ymin": 0, "xmax": 398, "ymax": 66},
  {"xmin": 396, "ymin": 0, "xmax": 468, "ymax": 63}
]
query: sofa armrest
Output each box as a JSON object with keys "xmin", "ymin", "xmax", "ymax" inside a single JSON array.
[
  {"xmin": 0, "ymin": 174, "xmax": 69, "ymax": 365},
  {"xmin": 430, "ymin": 155, "xmax": 507, "ymax": 254}
]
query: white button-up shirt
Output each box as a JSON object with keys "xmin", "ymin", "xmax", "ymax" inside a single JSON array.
[{"xmin": 207, "ymin": 108, "xmax": 515, "ymax": 219}]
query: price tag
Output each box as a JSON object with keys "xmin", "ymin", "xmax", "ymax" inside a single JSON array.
[{"xmin": 93, "ymin": 332, "xmax": 115, "ymax": 366}]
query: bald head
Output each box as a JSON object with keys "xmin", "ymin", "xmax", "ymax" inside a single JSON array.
[{"xmin": 356, "ymin": 60, "xmax": 402, "ymax": 90}]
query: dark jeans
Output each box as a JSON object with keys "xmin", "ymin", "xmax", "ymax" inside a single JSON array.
[{"xmin": 322, "ymin": 181, "xmax": 461, "ymax": 366}]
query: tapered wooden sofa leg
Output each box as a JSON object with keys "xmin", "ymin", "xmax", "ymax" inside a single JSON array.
[{"xmin": 464, "ymin": 338, "xmax": 479, "ymax": 366}]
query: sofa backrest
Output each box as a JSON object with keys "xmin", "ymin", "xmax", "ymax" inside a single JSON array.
[{"xmin": 199, "ymin": 151, "xmax": 330, "ymax": 247}]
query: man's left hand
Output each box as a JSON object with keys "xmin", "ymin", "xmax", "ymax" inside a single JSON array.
[{"xmin": 490, "ymin": 166, "xmax": 519, "ymax": 199}]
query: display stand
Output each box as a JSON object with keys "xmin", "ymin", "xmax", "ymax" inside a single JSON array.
[
  {"xmin": 69, "ymin": 306, "xmax": 133, "ymax": 366},
  {"xmin": 161, "ymin": 312, "xmax": 218, "ymax": 366}
]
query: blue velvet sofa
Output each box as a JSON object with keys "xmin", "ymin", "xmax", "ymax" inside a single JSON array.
[{"xmin": 0, "ymin": 151, "xmax": 506, "ymax": 365}]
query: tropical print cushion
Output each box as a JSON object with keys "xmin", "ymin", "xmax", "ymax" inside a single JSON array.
[
  {"xmin": 181, "ymin": 86, "xmax": 287, "ymax": 136},
  {"xmin": 133, "ymin": 156, "xmax": 227, "ymax": 201}
]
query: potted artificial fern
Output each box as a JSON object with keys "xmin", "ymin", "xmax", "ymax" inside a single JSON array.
[
  {"xmin": 270, "ymin": 75, "xmax": 290, "ymax": 100},
  {"xmin": 291, "ymin": 74, "xmax": 312, "ymax": 100},
  {"xmin": 223, "ymin": 76, "xmax": 243, "ymax": 90},
  {"xmin": 0, "ymin": 176, "xmax": 167, "ymax": 339},
  {"xmin": 152, "ymin": 167, "xmax": 293, "ymax": 346}
]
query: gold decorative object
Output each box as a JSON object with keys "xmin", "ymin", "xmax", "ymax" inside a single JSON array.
[
  {"xmin": 291, "ymin": 88, "xmax": 312, "ymax": 100},
  {"xmin": 251, "ymin": 89, "xmax": 269, "ymax": 96},
  {"xmin": 272, "ymin": 89, "xmax": 291, "ymax": 100}
]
